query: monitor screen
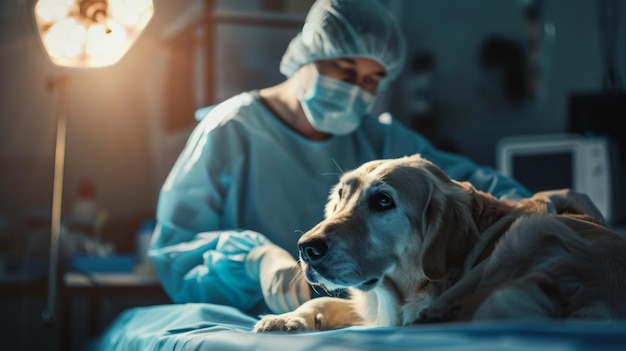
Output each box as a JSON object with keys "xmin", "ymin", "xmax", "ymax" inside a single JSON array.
[{"xmin": 511, "ymin": 152, "xmax": 573, "ymax": 193}]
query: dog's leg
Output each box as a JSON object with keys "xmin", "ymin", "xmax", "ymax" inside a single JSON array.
[
  {"xmin": 569, "ymin": 301, "xmax": 612, "ymax": 320},
  {"xmin": 472, "ymin": 273, "xmax": 561, "ymax": 320},
  {"xmin": 253, "ymin": 297, "xmax": 362, "ymax": 332},
  {"xmin": 415, "ymin": 261, "xmax": 488, "ymax": 323}
]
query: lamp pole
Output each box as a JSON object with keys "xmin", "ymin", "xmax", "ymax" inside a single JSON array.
[
  {"xmin": 41, "ymin": 73, "xmax": 70, "ymax": 326},
  {"xmin": 33, "ymin": 0, "xmax": 154, "ymax": 328}
]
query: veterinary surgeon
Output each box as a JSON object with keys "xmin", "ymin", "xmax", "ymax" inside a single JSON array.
[{"xmin": 150, "ymin": 0, "xmax": 603, "ymax": 317}]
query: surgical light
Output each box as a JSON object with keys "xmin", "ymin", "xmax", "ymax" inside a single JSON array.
[
  {"xmin": 34, "ymin": 0, "xmax": 154, "ymax": 68},
  {"xmin": 34, "ymin": 0, "xmax": 154, "ymax": 326}
]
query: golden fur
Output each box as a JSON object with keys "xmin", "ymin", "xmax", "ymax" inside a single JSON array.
[{"xmin": 253, "ymin": 154, "xmax": 626, "ymax": 332}]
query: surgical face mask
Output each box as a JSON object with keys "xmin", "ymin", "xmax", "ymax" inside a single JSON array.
[{"xmin": 297, "ymin": 66, "xmax": 376, "ymax": 135}]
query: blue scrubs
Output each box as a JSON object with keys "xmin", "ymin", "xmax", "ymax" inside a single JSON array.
[{"xmin": 149, "ymin": 91, "xmax": 531, "ymax": 315}]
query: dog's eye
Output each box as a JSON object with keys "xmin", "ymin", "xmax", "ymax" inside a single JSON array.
[
  {"xmin": 338, "ymin": 188, "xmax": 343, "ymax": 199},
  {"xmin": 369, "ymin": 192, "xmax": 395, "ymax": 211}
]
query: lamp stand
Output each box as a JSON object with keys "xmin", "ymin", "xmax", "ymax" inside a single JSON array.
[{"xmin": 42, "ymin": 73, "xmax": 70, "ymax": 326}]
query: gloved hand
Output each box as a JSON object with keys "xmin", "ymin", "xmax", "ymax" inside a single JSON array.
[
  {"xmin": 534, "ymin": 188, "xmax": 606, "ymax": 225},
  {"xmin": 245, "ymin": 244, "xmax": 311, "ymax": 314}
]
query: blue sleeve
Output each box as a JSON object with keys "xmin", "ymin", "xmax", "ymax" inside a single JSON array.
[
  {"xmin": 148, "ymin": 112, "xmax": 268, "ymax": 313},
  {"xmin": 380, "ymin": 116, "xmax": 532, "ymax": 200},
  {"xmin": 421, "ymin": 146, "xmax": 532, "ymax": 200},
  {"xmin": 148, "ymin": 225, "xmax": 269, "ymax": 312}
]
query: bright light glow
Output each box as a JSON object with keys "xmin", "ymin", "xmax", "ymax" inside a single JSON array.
[
  {"xmin": 85, "ymin": 21, "xmax": 126, "ymax": 59},
  {"xmin": 35, "ymin": 0, "xmax": 73, "ymax": 23},
  {"xmin": 44, "ymin": 18, "xmax": 87, "ymax": 60},
  {"xmin": 109, "ymin": 0, "xmax": 153, "ymax": 27},
  {"xmin": 34, "ymin": 0, "xmax": 154, "ymax": 68}
]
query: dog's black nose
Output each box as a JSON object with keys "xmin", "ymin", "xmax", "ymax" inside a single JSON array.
[{"xmin": 299, "ymin": 238, "xmax": 328, "ymax": 263}]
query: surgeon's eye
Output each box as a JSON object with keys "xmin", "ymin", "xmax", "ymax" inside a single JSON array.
[
  {"xmin": 362, "ymin": 75, "xmax": 380, "ymax": 92},
  {"xmin": 369, "ymin": 191, "xmax": 395, "ymax": 212}
]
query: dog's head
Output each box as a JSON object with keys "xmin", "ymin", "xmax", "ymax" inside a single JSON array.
[{"xmin": 298, "ymin": 154, "xmax": 481, "ymax": 292}]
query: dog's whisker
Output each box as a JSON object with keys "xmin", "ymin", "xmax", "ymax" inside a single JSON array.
[
  {"xmin": 288, "ymin": 273, "xmax": 301, "ymax": 287},
  {"xmin": 331, "ymin": 289, "xmax": 345, "ymax": 298},
  {"xmin": 289, "ymin": 266, "xmax": 307, "ymax": 287},
  {"xmin": 311, "ymin": 285, "xmax": 322, "ymax": 295},
  {"xmin": 331, "ymin": 158, "xmax": 345, "ymax": 175}
]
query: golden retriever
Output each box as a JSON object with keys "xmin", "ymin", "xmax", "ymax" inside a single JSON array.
[{"xmin": 253, "ymin": 154, "xmax": 626, "ymax": 332}]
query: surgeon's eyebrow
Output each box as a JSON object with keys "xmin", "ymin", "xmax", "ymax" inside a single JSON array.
[{"xmin": 340, "ymin": 58, "xmax": 387, "ymax": 78}]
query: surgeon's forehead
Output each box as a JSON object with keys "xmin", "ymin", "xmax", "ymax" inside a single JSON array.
[{"xmin": 335, "ymin": 58, "xmax": 387, "ymax": 76}]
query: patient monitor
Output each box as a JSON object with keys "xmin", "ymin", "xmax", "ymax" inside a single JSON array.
[{"xmin": 497, "ymin": 133, "xmax": 613, "ymax": 224}]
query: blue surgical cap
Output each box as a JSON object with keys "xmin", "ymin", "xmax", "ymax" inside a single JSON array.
[{"xmin": 280, "ymin": 0, "xmax": 407, "ymax": 90}]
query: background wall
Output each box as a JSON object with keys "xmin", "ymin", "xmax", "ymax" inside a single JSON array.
[{"xmin": 392, "ymin": 0, "xmax": 626, "ymax": 167}]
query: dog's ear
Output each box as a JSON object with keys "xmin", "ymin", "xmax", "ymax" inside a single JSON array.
[{"xmin": 418, "ymin": 180, "xmax": 479, "ymax": 281}]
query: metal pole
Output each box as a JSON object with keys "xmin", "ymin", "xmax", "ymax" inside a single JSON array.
[{"xmin": 42, "ymin": 73, "xmax": 70, "ymax": 326}]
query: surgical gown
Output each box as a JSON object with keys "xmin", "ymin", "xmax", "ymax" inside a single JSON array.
[{"xmin": 149, "ymin": 91, "xmax": 531, "ymax": 315}]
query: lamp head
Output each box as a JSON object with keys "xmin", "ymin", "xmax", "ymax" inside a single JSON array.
[{"xmin": 34, "ymin": 0, "xmax": 154, "ymax": 68}]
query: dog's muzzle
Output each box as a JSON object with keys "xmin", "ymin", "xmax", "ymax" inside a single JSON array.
[
  {"xmin": 299, "ymin": 237, "xmax": 328, "ymax": 265},
  {"xmin": 298, "ymin": 236, "xmax": 381, "ymax": 291},
  {"xmin": 298, "ymin": 237, "xmax": 330, "ymax": 285}
]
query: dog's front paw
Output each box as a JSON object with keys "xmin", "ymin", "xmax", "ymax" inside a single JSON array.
[
  {"xmin": 253, "ymin": 312, "xmax": 317, "ymax": 333},
  {"xmin": 414, "ymin": 305, "xmax": 456, "ymax": 324}
]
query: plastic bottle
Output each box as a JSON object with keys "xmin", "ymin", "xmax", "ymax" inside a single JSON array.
[
  {"xmin": 72, "ymin": 179, "xmax": 98, "ymax": 222},
  {"xmin": 135, "ymin": 219, "xmax": 156, "ymax": 275}
]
